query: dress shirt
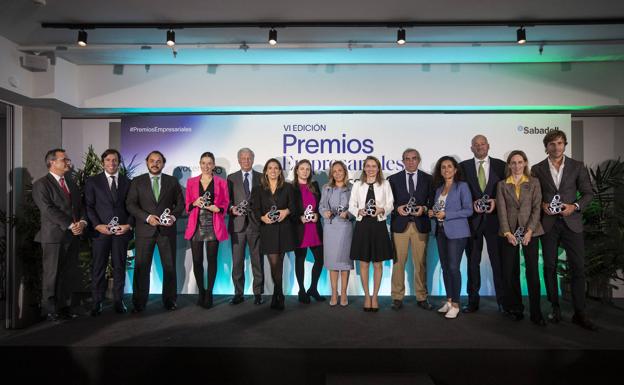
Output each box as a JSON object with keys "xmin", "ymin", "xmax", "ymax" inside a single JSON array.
[{"xmin": 474, "ymin": 156, "xmax": 490, "ymax": 185}]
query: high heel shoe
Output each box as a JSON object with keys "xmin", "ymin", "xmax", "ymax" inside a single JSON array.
[
  {"xmin": 307, "ymin": 289, "xmax": 326, "ymax": 302},
  {"xmin": 340, "ymin": 296, "xmax": 349, "ymax": 307},
  {"xmin": 203, "ymin": 293, "xmax": 213, "ymax": 309},
  {"xmin": 298, "ymin": 290, "xmax": 311, "ymax": 304},
  {"xmin": 276, "ymin": 294, "xmax": 285, "ymax": 311}
]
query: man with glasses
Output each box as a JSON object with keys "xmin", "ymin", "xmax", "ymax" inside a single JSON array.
[{"xmin": 32, "ymin": 148, "xmax": 86, "ymax": 321}]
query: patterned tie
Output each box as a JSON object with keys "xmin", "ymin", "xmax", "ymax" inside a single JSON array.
[
  {"xmin": 408, "ymin": 173, "xmax": 415, "ymax": 196},
  {"xmin": 478, "ymin": 160, "xmax": 486, "ymax": 192},
  {"xmin": 152, "ymin": 176, "xmax": 160, "ymax": 201},
  {"xmin": 110, "ymin": 175, "xmax": 118, "ymax": 202},
  {"xmin": 243, "ymin": 172, "xmax": 250, "ymax": 199},
  {"xmin": 59, "ymin": 176, "xmax": 71, "ymax": 198}
]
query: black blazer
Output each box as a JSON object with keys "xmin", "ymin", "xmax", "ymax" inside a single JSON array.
[
  {"xmin": 251, "ymin": 182, "xmax": 297, "ymax": 254},
  {"xmin": 84, "ymin": 172, "xmax": 135, "ymax": 239},
  {"xmin": 530, "ymin": 156, "xmax": 593, "ymax": 233},
  {"xmin": 32, "ymin": 172, "xmax": 86, "ymax": 243},
  {"xmin": 126, "ymin": 173, "xmax": 184, "ymax": 238},
  {"xmin": 460, "ymin": 157, "xmax": 507, "ymax": 234},
  {"xmin": 388, "ymin": 169, "xmax": 433, "ymax": 234},
  {"xmin": 292, "ymin": 181, "xmax": 323, "ymax": 245}
]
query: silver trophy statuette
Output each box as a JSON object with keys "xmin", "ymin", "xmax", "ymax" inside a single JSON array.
[
  {"xmin": 432, "ymin": 200, "xmax": 446, "ymax": 222},
  {"xmin": 303, "ymin": 204, "xmax": 315, "ymax": 222},
  {"xmin": 549, "ymin": 194, "xmax": 564, "ymax": 214},
  {"xmin": 159, "ymin": 208, "xmax": 176, "ymax": 226},
  {"xmin": 199, "ymin": 191, "xmax": 213, "ymax": 209},
  {"xmin": 513, "ymin": 226, "xmax": 525, "ymax": 244},
  {"xmin": 405, "ymin": 197, "xmax": 418, "ymax": 215},
  {"xmin": 365, "ymin": 199, "xmax": 376, "ymax": 216},
  {"xmin": 476, "ymin": 194, "xmax": 491, "ymax": 212},
  {"xmin": 267, "ymin": 205, "xmax": 280, "ymax": 223},
  {"xmin": 107, "ymin": 216, "xmax": 121, "ymax": 234},
  {"xmin": 329, "ymin": 205, "xmax": 347, "ymax": 224},
  {"xmin": 233, "ymin": 199, "xmax": 249, "ymax": 216}
]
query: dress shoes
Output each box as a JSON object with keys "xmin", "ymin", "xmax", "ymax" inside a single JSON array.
[
  {"xmin": 271, "ymin": 293, "xmax": 285, "ymax": 310},
  {"xmin": 445, "ymin": 306, "xmax": 460, "ymax": 319},
  {"xmin": 572, "ymin": 313, "xmax": 598, "ymax": 331},
  {"xmin": 391, "ymin": 299, "xmax": 403, "ymax": 311},
  {"xmin": 197, "ymin": 292, "xmax": 205, "ymax": 306},
  {"xmin": 203, "ymin": 294, "xmax": 214, "ymax": 309},
  {"xmin": 417, "ymin": 300, "xmax": 434, "ymax": 311},
  {"xmin": 229, "ymin": 294, "xmax": 244, "ymax": 305},
  {"xmin": 437, "ymin": 301, "xmax": 451, "ymax": 313},
  {"xmin": 114, "ymin": 300, "xmax": 128, "ymax": 314},
  {"xmin": 508, "ymin": 311, "xmax": 524, "ymax": 321},
  {"xmin": 547, "ymin": 304, "xmax": 561, "ymax": 323},
  {"xmin": 254, "ymin": 294, "xmax": 264, "ymax": 305},
  {"xmin": 164, "ymin": 300, "xmax": 177, "ymax": 311},
  {"xmin": 46, "ymin": 312, "xmax": 61, "ymax": 322},
  {"xmin": 530, "ymin": 314, "xmax": 547, "ymax": 326},
  {"xmin": 60, "ymin": 307, "xmax": 79, "ymax": 320},
  {"xmin": 340, "ymin": 297, "xmax": 349, "ymax": 307},
  {"xmin": 91, "ymin": 302, "xmax": 104, "ymax": 317},
  {"xmin": 132, "ymin": 304, "xmax": 145, "ymax": 313},
  {"xmin": 461, "ymin": 304, "xmax": 479, "ymax": 313},
  {"xmin": 297, "ymin": 291, "xmax": 311, "ymax": 304},
  {"xmin": 307, "ymin": 289, "xmax": 326, "ymax": 302}
]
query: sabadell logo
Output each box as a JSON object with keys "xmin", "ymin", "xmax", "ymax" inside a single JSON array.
[{"xmin": 516, "ymin": 125, "xmax": 560, "ymax": 135}]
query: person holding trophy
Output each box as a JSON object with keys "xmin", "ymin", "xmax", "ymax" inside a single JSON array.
[
  {"xmin": 496, "ymin": 150, "xmax": 545, "ymax": 325},
  {"xmin": 428, "ymin": 156, "xmax": 473, "ymax": 319},
  {"xmin": 184, "ymin": 152, "xmax": 230, "ymax": 309},
  {"xmin": 291, "ymin": 159, "xmax": 325, "ymax": 304},
  {"xmin": 349, "ymin": 156, "xmax": 394, "ymax": 312},
  {"xmin": 251, "ymin": 158, "xmax": 296, "ymax": 310}
]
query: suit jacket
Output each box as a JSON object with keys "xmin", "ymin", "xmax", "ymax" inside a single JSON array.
[
  {"xmin": 84, "ymin": 172, "xmax": 134, "ymax": 240},
  {"xmin": 126, "ymin": 173, "xmax": 184, "ymax": 238},
  {"xmin": 433, "ymin": 181, "xmax": 473, "ymax": 239},
  {"xmin": 227, "ymin": 170, "xmax": 262, "ymax": 233},
  {"xmin": 530, "ymin": 156, "xmax": 593, "ymax": 233},
  {"xmin": 460, "ymin": 157, "xmax": 507, "ymax": 234},
  {"xmin": 496, "ymin": 176, "xmax": 544, "ymax": 237},
  {"xmin": 348, "ymin": 180, "xmax": 394, "ymax": 222},
  {"xmin": 184, "ymin": 175, "xmax": 229, "ymax": 241},
  {"xmin": 292, "ymin": 180, "xmax": 323, "ymax": 245},
  {"xmin": 32, "ymin": 172, "xmax": 86, "ymax": 243},
  {"xmin": 388, "ymin": 169, "xmax": 433, "ymax": 234}
]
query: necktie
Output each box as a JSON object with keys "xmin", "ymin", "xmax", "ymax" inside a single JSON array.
[
  {"xmin": 478, "ymin": 160, "xmax": 486, "ymax": 192},
  {"xmin": 243, "ymin": 172, "xmax": 250, "ymax": 199},
  {"xmin": 59, "ymin": 176, "xmax": 71, "ymax": 198},
  {"xmin": 152, "ymin": 176, "xmax": 160, "ymax": 201},
  {"xmin": 408, "ymin": 173, "xmax": 415, "ymax": 196},
  {"xmin": 110, "ymin": 175, "xmax": 118, "ymax": 202}
]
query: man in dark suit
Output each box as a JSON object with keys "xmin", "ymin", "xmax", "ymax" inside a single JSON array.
[
  {"xmin": 388, "ymin": 149, "xmax": 434, "ymax": 310},
  {"xmin": 126, "ymin": 150, "xmax": 184, "ymax": 312},
  {"xmin": 32, "ymin": 148, "xmax": 86, "ymax": 321},
  {"xmin": 227, "ymin": 147, "xmax": 264, "ymax": 305},
  {"xmin": 459, "ymin": 135, "xmax": 506, "ymax": 313},
  {"xmin": 84, "ymin": 149, "xmax": 134, "ymax": 315},
  {"xmin": 531, "ymin": 130, "xmax": 596, "ymax": 330}
]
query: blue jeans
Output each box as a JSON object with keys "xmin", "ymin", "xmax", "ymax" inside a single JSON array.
[{"xmin": 436, "ymin": 228, "xmax": 467, "ymax": 303}]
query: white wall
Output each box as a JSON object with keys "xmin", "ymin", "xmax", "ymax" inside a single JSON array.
[{"xmin": 62, "ymin": 119, "xmax": 118, "ymax": 161}]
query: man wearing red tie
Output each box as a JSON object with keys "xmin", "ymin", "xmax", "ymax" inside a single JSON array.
[{"xmin": 32, "ymin": 148, "xmax": 87, "ymax": 321}]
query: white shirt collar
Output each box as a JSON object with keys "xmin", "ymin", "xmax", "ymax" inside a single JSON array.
[
  {"xmin": 49, "ymin": 171, "xmax": 64, "ymax": 182},
  {"xmin": 474, "ymin": 156, "xmax": 490, "ymax": 166},
  {"xmin": 105, "ymin": 171, "xmax": 119, "ymax": 179}
]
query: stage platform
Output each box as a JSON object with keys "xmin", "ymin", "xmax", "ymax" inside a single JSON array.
[{"xmin": 1, "ymin": 295, "xmax": 623, "ymax": 385}]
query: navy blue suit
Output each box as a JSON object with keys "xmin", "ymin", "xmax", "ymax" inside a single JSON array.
[
  {"xmin": 388, "ymin": 170, "xmax": 433, "ymax": 234},
  {"xmin": 459, "ymin": 157, "xmax": 506, "ymax": 308},
  {"xmin": 84, "ymin": 172, "xmax": 134, "ymax": 303}
]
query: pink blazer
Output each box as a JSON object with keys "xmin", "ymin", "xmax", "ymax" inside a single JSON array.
[{"xmin": 184, "ymin": 175, "xmax": 229, "ymax": 241}]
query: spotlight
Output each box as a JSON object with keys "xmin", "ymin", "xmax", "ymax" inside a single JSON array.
[
  {"xmin": 268, "ymin": 29, "xmax": 277, "ymax": 46},
  {"xmin": 516, "ymin": 27, "xmax": 526, "ymax": 44},
  {"xmin": 166, "ymin": 29, "xmax": 175, "ymax": 47},
  {"xmin": 77, "ymin": 29, "xmax": 87, "ymax": 47},
  {"xmin": 397, "ymin": 28, "xmax": 406, "ymax": 45}
]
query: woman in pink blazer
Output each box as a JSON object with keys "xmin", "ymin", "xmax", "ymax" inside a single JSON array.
[{"xmin": 185, "ymin": 152, "xmax": 229, "ymax": 308}]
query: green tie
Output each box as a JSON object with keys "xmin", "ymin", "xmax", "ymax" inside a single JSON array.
[
  {"xmin": 478, "ymin": 160, "xmax": 486, "ymax": 192},
  {"xmin": 152, "ymin": 176, "xmax": 160, "ymax": 201}
]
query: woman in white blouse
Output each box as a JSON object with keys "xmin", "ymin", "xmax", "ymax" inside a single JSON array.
[{"xmin": 349, "ymin": 156, "xmax": 394, "ymax": 312}]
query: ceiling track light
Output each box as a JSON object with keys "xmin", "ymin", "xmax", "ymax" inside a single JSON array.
[
  {"xmin": 516, "ymin": 27, "xmax": 527, "ymax": 44},
  {"xmin": 77, "ymin": 29, "xmax": 87, "ymax": 47},
  {"xmin": 268, "ymin": 29, "xmax": 277, "ymax": 45},
  {"xmin": 166, "ymin": 29, "xmax": 175, "ymax": 46},
  {"xmin": 397, "ymin": 28, "xmax": 406, "ymax": 45}
]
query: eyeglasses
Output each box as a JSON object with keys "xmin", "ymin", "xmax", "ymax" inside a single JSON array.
[{"xmin": 55, "ymin": 157, "xmax": 71, "ymax": 163}]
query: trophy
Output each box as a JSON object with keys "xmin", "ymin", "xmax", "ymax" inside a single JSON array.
[
  {"xmin": 432, "ymin": 200, "xmax": 446, "ymax": 222},
  {"xmin": 365, "ymin": 199, "xmax": 376, "ymax": 216},
  {"xmin": 549, "ymin": 194, "xmax": 564, "ymax": 214},
  {"xmin": 159, "ymin": 208, "xmax": 176, "ymax": 226},
  {"xmin": 199, "ymin": 191, "xmax": 213, "ymax": 209},
  {"xmin": 233, "ymin": 199, "xmax": 249, "ymax": 216},
  {"xmin": 107, "ymin": 216, "xmax": 122, "ymax": 234},
  {"xmin": 303, "ymin": 204, "xmax": 316, "ymax": 222},
  {"xmin": 329, "ymin": 204, "xmax": 347, "ymax": 224},
  {"xmin": 267, "ymin": 205, "xmax": 280, "ymax": 223},
  {"xmin": 513, "ymin": 226, "xmax": 525, "ymax": 245},
  {"xmin": 475, "ymin": 194, "xmax": 491, "ymax": 212},
  {"xmin": 405, "ymin": 196, "xmax": 418, "ymax": 215}
]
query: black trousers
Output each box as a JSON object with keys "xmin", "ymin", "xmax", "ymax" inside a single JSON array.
[
  {"xmin": 294, "ymin": 245, "xmax": 324, "ymax": 293},
  {"xmin": 191, "ymin": 240, "xmax": 219, "ymax": 295},
  {"xmin": 501, "ymin": 236, "xmax": 541, "ymax": 316},
  {"xmin": 465, "ymin": 230, "xmax": 504, "ymax": 306},
  {"xmin": 41, "ymin": 231, "xmax": 81, "ymax": 313},
  {"xmin": 541, "ymin": 219, "xmax": 586, "ymax": 313},
  {"xmin": 133, "ymin": 233, "xmax": 177, "ymax": 307},
  {"xmin": 91, "ymin": 235, "xmax": 130, "ymax": 303}
]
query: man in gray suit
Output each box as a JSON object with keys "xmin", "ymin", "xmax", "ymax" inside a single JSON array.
[
  {"xmin": 32, "ymin": 148, "xmax": 87, "ymax": 321},
  {"xmin": 531, "ymin": 130, "xmax": 596, "ymax": 330},
  {"xmin": 227, "ymin": 148, "xmax": 264, "ymax": 305}
]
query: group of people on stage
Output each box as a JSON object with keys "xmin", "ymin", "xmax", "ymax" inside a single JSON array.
[{"xmin": 32, "ymin": 129, "xmax": 597, "ymax": 330}]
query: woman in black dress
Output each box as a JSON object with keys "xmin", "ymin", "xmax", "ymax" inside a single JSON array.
[{"xmin": 251, "ymin": 158, "xmax": 296, "ymax": 310}]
